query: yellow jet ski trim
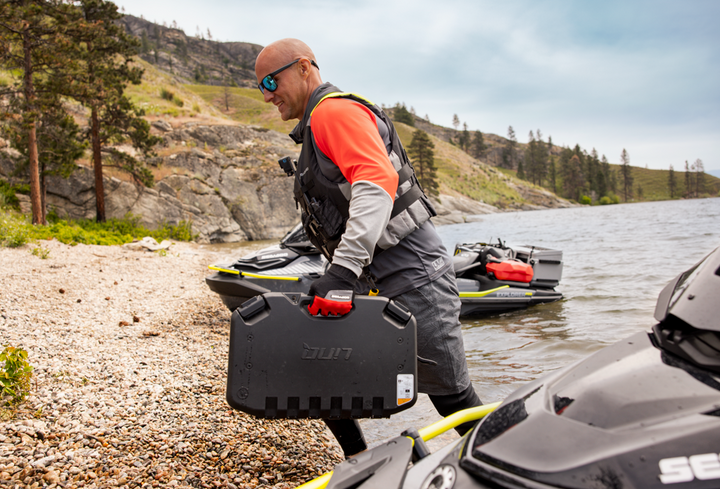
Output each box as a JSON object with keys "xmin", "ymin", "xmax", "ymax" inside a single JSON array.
[
  {"xmin": 295, "ymin": 402, "xmax": 500, "ymax": 489},
  {"xmin": 458, "ymin": 285, "xmax": 510, "ymax": 298},
  {"xmin": 208, "ymin": 265, "xmax": 240, "ymax": 275},
  {"xmin": 208, "ymin": 265, "xmax": 301, "ymax": 282}
]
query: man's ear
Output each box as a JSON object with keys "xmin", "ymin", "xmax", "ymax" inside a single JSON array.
[{"xmin": 297, "ymin": 58, "xmax": 312, "ymax": 79}]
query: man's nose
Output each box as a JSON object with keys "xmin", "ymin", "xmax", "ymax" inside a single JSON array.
[{"xmin": 262, "ymin": 89, "xmax": 274, "ymax": 103}]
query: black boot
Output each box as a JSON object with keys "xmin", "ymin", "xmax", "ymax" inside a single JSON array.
[
  {"xmin": 429, "ymin": 385, "xmax": 483, "ymax": 436},
  {"xmin": 323, "ymin": 419, "xmax": 367, "ymax": 458}
]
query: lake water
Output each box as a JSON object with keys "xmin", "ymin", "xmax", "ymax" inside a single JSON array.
[
  {"xmin": 360, "ymin": 197, "xmax": 720, "ymax": 448},
  {"xmin": 202, "ymin": 198, "xmax": 720, "ymax": 449}
]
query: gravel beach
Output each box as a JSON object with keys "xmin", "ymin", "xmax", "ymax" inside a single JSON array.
[{"xmin": 0, "ymin": 239, "xmax": 344, "ymax": 488}]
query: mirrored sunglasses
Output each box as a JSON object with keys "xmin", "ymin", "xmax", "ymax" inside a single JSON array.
[{"xmin": 258, "ymin": 59, "xmax": 319, "ymax": 94}]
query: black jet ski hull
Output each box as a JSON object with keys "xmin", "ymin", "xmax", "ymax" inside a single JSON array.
[
  {"xmin": 206, "ymin": 226, "xmax": 564, "ymax": 316},
  {"xmin": 457, "ymin": 278, "xmax": 563, "ymax": 316},
  {"xmin": 302, "ymin": 245, "xmax": 720, "ymax": 489},
  {"xmin": 395, "ymin": 329, "xmax": 720, "ymax": 489},
  {"xmin": 207, "ymin": 271, "xmax": 563, "ymax": 317},
  {"xmin": 206, "ymin": 272, "xmax": 312, "ymax": 312}
]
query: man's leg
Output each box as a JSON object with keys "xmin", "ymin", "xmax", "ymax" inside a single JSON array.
[
  {"xmin": 429, "ymin": 384, "xmax": 483, "ymax": 435},
  {"xmin": 323, "ymin": 419, "xmax": 367, "ymax": 458},
  {"xmin": 394, "ymin": 268, "xmax": 483, "ymax": 434}
]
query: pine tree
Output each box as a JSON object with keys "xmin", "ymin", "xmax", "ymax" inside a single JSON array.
[
  {"xmin": 684, "ymin": 160, "xmax": 692, "ymax": 198},
  {"xmin": 534, "ymin": 129, "xmax": 548, "ymax": 186},
  {"xmin": 469, "ymin": 131, "xmax": 487, "ymax": 160},
  {"xmin": 563, "ymin": 155, "xmax": 584, "ymax": 202},
  {"xmin": 601, "ymin": 155, "xmax": 615, "ymax": 194},
  {"xmin": 549, "ymin": 158, "xmax": 557, "ymax": 194},
  {"xmin": 694, "ymin": 159, "xmax": 705, "ymax": 197},
  {"xmin": 595, "ymin": 166, "xmax": 607, "ymax": 198},
  {"xmin": 140, "ymin": 30, "xmax": 150, "ymax": 54},
  {"xmin": 457, "ymin": 122, "xmax": 470, "ymax": 151},
  {"xmin": 392, "ymin": 103, "xmax": 414, "ymax": 127},
  {"xmin": 0, "ymin": 0, "xmax": 77, "ymax": 224},
  {"xmin": 452, "ymin": 114, "xmax": 460, "ymax": 130},
  {"xmin": 547, "ymin": 136, "xmax": 556, "ymax": 193},
  {"xmin": 502, "ymin": 126, "xmax": 517, "ymax": 169},
  {"xmin": 526, "ymin": 129, "xmax": 548, "ymax": 186},
  {"xmin": 67, "ymin": 0, "xmax": 160, "ymax": 222},
  {"xmin": 222, "ymin": 82, "xmax": 233, "ymax": 111},
  {"xmin": 525, "ymin": 130, "xmax": 536, "ymax": 184},
  {"xmin": 668, "ymin": 164, "xmax": 676, "ymax": 199},
  {"xmin": 620, "ymin": 149, "xmax": 633, "ymax": 202},
  {"xmin": 587, "ymin": 148, "xmax": 599, "ymax": 195},
  {"xmin": 4, "ymin": 97, "xmax": 85, "ymax": 215},
  {"xmin": 407, "ymin": 129, "xmax": 439, "ymax": 197}
]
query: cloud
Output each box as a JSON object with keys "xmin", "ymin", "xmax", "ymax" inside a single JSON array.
[{"xmin": 113, "ymin": 0, "xmax": 720, "ymax": 169}]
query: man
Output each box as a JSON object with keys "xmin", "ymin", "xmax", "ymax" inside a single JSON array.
[{"xmin": 255, "ymin": 38, "xmax": 482, "ymax": 457}]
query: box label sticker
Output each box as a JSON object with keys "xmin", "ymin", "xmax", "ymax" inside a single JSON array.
[{"xmin": 397, "ymin": 374, "xmax": 414, "ymax": 406}]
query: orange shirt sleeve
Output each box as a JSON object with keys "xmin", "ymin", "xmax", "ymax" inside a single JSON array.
[{"xmin": 311, "ymin": 99, "xmax": 398, "ymax": 200}]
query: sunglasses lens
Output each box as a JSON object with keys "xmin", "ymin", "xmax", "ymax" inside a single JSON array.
[{"xmin": 262, "ymin": 76, "xmax": 277, "ymax": 92}]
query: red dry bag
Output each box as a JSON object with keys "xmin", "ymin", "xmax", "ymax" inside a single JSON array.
[{"xmin": 486, "ymin": 260, "xmax": 534, "ymax": 283}]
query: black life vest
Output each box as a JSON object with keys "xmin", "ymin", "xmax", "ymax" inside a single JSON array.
[{"xmin": 288, "ymin": 84, "xmax": 436, "ymax": 260}]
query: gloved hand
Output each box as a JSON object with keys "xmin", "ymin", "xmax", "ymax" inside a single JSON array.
[{"xmin": 308, "ymin": 264, "xmax": 357, "ymax": 316}]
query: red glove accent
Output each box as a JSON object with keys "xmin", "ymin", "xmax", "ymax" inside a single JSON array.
[{"xmin": 308, "ymin": 292, "xmax": 353, "ymax": 316}]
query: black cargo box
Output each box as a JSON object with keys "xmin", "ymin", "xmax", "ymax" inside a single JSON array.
[{"xmin": 226, "ymin": 293, "xmax": 418, "ymax": 419}]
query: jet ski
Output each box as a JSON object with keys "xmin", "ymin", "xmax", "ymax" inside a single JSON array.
[
  {"xmin": 205, "ymin": 225, "xmax": 564, "ymax": 317},
  {"xmin": 296, "ymin": 244, "xmax": 720, "ymax": 489},
  {"xmin": 453, "ymin": 239, "xmax": 563, "ymax": 316},
  {"xmin": 205, "ymin": 223, "xmax": 328, "ymax": 313}
]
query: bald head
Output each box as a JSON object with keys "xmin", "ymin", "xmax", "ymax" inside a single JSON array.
[
  {"xmin": 255, "ymin": 39, "xmax": 323, "ymax": 121},
  {"xmin": 256, "ymin": 38, "xmax": 316, "ymax": 68}
]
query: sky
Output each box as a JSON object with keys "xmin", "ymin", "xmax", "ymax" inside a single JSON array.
[{"xmin": 112, "ymin": 0, "xmax": 720, "ymax": 171}]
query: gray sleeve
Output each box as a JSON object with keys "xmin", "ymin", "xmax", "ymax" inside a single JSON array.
[{"xmin": 331, "ymin": 180, "xmax": 393, "ymax": 276}]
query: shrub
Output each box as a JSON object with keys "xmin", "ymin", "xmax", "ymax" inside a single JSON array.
[
  {"xmin": 160, "ymin": 88, "xmax": 184, "ymax": 107},
  {"xmin": 31, "ymin": 245, "xmax": 50, "ymax": 259},
  {"xmin": 0, "ymin": 180, "xmax": 21, "ymax": 210},
  {"xmin": 1, "ymin": 345, "xmax": 33, "ymax": 406},
  {"xmin": 154, "ymin": 219, "xmax": 197, "ymax": 241},
  {"xmin": 580, "ymin": 195, "xmax": 592, "ymax": 205},
  {"xmin": 1, "ymin": 210, "xmax": 197, "ymax": 248},
  {"xmin": 0, "ymin": 211, "xmax": 30, "ymax": 247},
  {"xmin": 599, "ymin": 196, "xmax": 612, "ymax": 205}
]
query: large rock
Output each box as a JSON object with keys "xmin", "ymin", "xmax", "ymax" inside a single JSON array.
[
  {"xmin": 0, "ymin": 123, "xmax": 301, "ymax": 243},
  {"xmin": 431, "ymin": 194, "xmax": 498, "ymax": 226}
]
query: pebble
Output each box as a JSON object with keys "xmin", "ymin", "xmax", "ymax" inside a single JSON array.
[{"xmin": 0, "ymin": 240, "xmax": 344, "ymax": 488}]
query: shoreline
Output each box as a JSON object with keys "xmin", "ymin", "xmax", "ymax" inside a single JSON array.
[{"xmin": 0, "ymin": 239, "xmax": 343, "ymax": 488}]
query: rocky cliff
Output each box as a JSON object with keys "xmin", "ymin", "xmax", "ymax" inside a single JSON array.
[
  {"xmin": 1, "ymin": 116, "xmax": 573, "ymax": 243},
  {"xmin": 1, "ymin": 122, "xmax": 298, "ymax": 242},
  {"xmin": 117, "ymin": 15, "xmax": 261, "ymax": 89}
]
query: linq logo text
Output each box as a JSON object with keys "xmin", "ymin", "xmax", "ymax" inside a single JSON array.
[{"xmin": 302, "ymin": 343, "xmax": 352, "ymax": 360}]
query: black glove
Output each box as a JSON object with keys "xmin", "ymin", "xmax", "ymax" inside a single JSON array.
[{"xmin": 308, "ymin": 264, "xmax": 358, "ymax": 298}]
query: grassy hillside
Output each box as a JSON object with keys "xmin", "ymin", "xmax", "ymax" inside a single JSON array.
[
  {"xmin": 494, "ymin": 161, "xmax": 720, "ymax": 203},
  {"xmin": 184, "ymin": 84, "xmax": 296, "ymax": 134},
  {"xmin": 124, "ymin": 59, "xmax": 225, "ymax": 120},
  {"xmin": 185, "ymin": 84, "xmax": 533, "ymax": 207},
  {"xmin": 394, "ymin": 123, "xmax": 525, "ymax": 207},
  {"xmin": 613, "ymin": 164, "xmax": 720, "ymax": 201}
]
